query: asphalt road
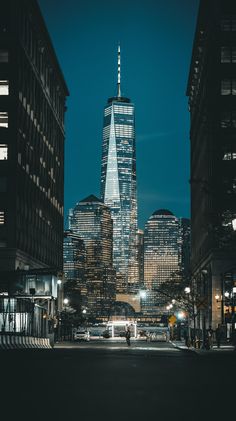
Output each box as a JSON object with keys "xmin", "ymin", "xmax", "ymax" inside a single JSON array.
[{"xmin": 1, "ymin": 341, "xmax": 235, "ymax": 421}]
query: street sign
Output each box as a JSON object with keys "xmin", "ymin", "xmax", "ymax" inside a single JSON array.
[{"xmin": 168, "ymin": 315, "xmax": 177, "ymax": 325}]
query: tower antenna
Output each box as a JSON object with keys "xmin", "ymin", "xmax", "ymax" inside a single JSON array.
[{"xmin": 117, "ymin": 43, "xmax": 121, "ymax": 97}]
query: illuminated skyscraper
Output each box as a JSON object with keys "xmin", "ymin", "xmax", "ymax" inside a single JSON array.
[
  {"xmin": 143, "ymin": 209, "xmax": 181, "ymax": 315},
  {"xmin": 69, "ymin": 195, "xmax": 115, "ymax": 318},
  {"xmin": 63, "ymin": 230, "xmax": 87, "ymax": 313},
  {"xmin": 100, "ymin": 46, "xmax": 137, "ymax": 291}
]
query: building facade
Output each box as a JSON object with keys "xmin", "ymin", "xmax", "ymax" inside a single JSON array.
[
  {"xmin": 69, "ymin": 195, "xmax": 116, "ymax": 318},
  {"xmin": 100, "ymin": 46, "xmax": 138, "ymax": 292},
  {"xmin": 143, "ymin": 209, "xmax": 182, "ymax": 315},
  {"xmin": 0, "ymin": 0, "xmax": 69, "ymax": 336},
  {"xmin": 179, "ymin": 218, "xmax": 191, "ymax": 277},
  {"xmin": 63, "ymin": 230, "xmax": 87, "ymax": 313},
  {"xmin": 187, "ymin": 0, "xmax": 236, "ymax": 333}
]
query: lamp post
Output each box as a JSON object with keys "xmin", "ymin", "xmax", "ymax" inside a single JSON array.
[
  {"xmin": 201, "ymin": 269, "xmax": 208, "ymax": 349},
  {"xmin": 184, "ymin": 287, "xmax": 191, "ymax": 343},
  {"xmin": 63, "ymin": 298, "xmax": 69, "ymax": 340},
  {"xmin": 232, "ymin": 287, "xmax": 236, "ymax": 346}
]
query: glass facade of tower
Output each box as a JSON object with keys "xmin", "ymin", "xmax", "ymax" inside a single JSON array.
[
  {"xmin": 63, "ymin": 230, "xmax": 87, "ymax": 313},
  {"xmin": 69, "ymin": 195, "xmax": 116, "ymax": 318},
  {"xmin": 101, "ymin": 98, "xmax": 137, "ymax": 290},
  {"xmin": 143, "ymin": 209, "xmax": 181, "ymax": 315}
]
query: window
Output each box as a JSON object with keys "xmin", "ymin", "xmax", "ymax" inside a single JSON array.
[
  {"xmin": 221, "ymin": 47, "xmax": 231, "ymax": 63},
  {"xmin": 221, "ymin": 16, "xmax": 236, "ymax": 31},
  {"xmin": 221, "ymin": 47, "xmax": 236, "ymax": 63},
  {"xmin": 0, "ymin": 144, "xmax": 7, "ymax": 160},
  {"xmin": 223, "ymin": 152, "xmax": 236, "ymax": 160},
  {"xmin": 221, "ymin": 79, "xmax": 231, "ymax": 95},
  {"xmin": 0, "ymin": 211, "xmax": 5, "ymax": 224},
  {"xmin": 221, "ymin": 79, "xmax": 236, "ymax": 95},
  {"xmin": 0, "ymin": 80, "xmax": 9, "ymax": 95},
  {"xmin": 0, "ymin": 50, "xmax": 8, "ymax": 62},
  {"xmin": 0, "ymin": 112, "xmax": 8, "ymax": 128}
]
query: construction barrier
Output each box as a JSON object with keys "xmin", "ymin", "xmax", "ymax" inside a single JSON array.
[{"xmin": 0, "ymin": 335, "xmax": 53, "ymax": 350}]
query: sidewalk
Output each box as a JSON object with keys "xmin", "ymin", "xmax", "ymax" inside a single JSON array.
[{"xmin": 170, "ymin": 340, "xmax": 235, "ymax": 354}]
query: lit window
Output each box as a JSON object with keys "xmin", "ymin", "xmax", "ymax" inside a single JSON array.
[
  {"xmin": 221, "ymin": 79, "xmax": 236, "ymax": 95},
  {"xmin": 0, "ymin": 211, "xmax": 5, "ymax": 224},
  {"xmin": 0, "ymin": 112, "xmax": 8, "ymax": 128},
  {"xmin": 223, "ymin": 152, "xmax": 236, "ymax": 160},
  {"xmin": 0, "ymin": 144, "xmax": 7, "ymax": 159},
  {"xmin": 0, "ymin": 80, "xmax": 9, "ymax": 95},
  {"xmin": 0, "ymin": 50, "xmax": 8, "ymax": 63},
  {"xmin": 233, "ymin": 80, "xmax": 236, "ymax": 95}
]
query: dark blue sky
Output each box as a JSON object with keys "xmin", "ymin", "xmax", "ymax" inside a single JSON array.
[{"xmin": 38, "ymin": 0, "xmax": 199, "ymax": 229}]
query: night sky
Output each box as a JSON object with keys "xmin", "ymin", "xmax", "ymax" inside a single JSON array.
[{"xmin": 38, "ymin": 0, "xmax": 199, "ymax": 229}]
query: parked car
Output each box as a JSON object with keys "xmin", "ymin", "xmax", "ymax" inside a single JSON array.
[
  {"xmin": 74, "ymin": 329, "xmax": 90, "ymax": 341},
  {"xmin": 149, "ymin": 331, "xmax": 167, "ymax": 342}
]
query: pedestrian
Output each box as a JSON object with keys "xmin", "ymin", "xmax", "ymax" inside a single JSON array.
[
  {"xmin": 207, "ymin": 325, "xmax": 214, "ymax": 348},
  {"xmin": 215, "ymin": 324, "xmax": 222, "ymax": 348},
  {"xmin": 125, "ymin": 326, "xmax": 131, "ymax": 346}
]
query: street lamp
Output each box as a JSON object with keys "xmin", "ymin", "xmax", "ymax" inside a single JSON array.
[{"xmin": 63, "ymin": 298, "xmax": 69, "ymax": 306}]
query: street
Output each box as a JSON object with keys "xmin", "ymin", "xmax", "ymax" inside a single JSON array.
[{"xmin": 1, "ymin": 341, "xmax": 235, "ymax": 421}]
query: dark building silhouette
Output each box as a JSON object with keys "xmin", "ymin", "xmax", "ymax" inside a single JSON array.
[
  {"xmin": 0, "ymin": 0, "xmax": 68, "ymax": 277},
  {"xmin": 179, "ymin": 218, "xmax": 191, "ymax": 277},
  {"xmin": 0, "ymin": 0, "xmax": 68, "ymax": 335},
  {"xmin": 187, "ymin": 0, "xmax": 236, "ymax": 331}
]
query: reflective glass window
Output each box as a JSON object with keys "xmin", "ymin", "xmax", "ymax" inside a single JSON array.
[
  {"xmin": 0, "ymin": 211, "xmax": 5, "ymax": 224},
  {"xmin": 0, "ymin": 144, "xmax": 7, "ymax": 159},
  {"xmin": 0, "ymin": 80, "xmax": 9, "ymax": 95},
  {"xmin": 0, "ymin": 112, "xmax": 8, "ymax": 128}
]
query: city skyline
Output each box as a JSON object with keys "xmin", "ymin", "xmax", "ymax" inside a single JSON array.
[{"xmin": 38, "ymin": 0, "xmax": 200, "ymax": 228}]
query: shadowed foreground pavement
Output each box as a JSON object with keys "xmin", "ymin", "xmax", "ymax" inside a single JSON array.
[{"xmin": 1, "ymin": 342, "xmax": 235, "ymax": 421}]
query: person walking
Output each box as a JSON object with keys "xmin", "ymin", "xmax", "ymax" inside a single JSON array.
[
  {"xmin": 125, "ymin": 326, "xmax": 131, "ymax": 346},
  {"xmin": 215, "ymin": 324, "xmax": 222, "ymax": 348},
  {"xmin": 207, "ymin": 325, "xmax": 214, "ymax": 349}
]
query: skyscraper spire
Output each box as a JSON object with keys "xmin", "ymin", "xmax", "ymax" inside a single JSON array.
[{"xmin": 117, "ymin": 43, "xmax": 121, "ymax": 97}]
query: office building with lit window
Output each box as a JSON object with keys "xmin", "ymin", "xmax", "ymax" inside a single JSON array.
[
  {"xmin": 0, "ymin": 0, "xmax": 69, "ymax": 336},
  {"xmin": 187, "ymin": 0, "xmax": 236, "ymax": 332},
  {"xmin": 63, "ymin": 230, "xmax": 87, "ymax": 313},
  {"xmin": 69, "ymin": 195, "xmax": 116, "ymax": 318},
  {"xmin": 143, "ymin": 210, "xmax": 181, "ymax": 315},
  {"xmin": 100, "ymin": 46, "xmax": 138, "ymax": 293}
]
